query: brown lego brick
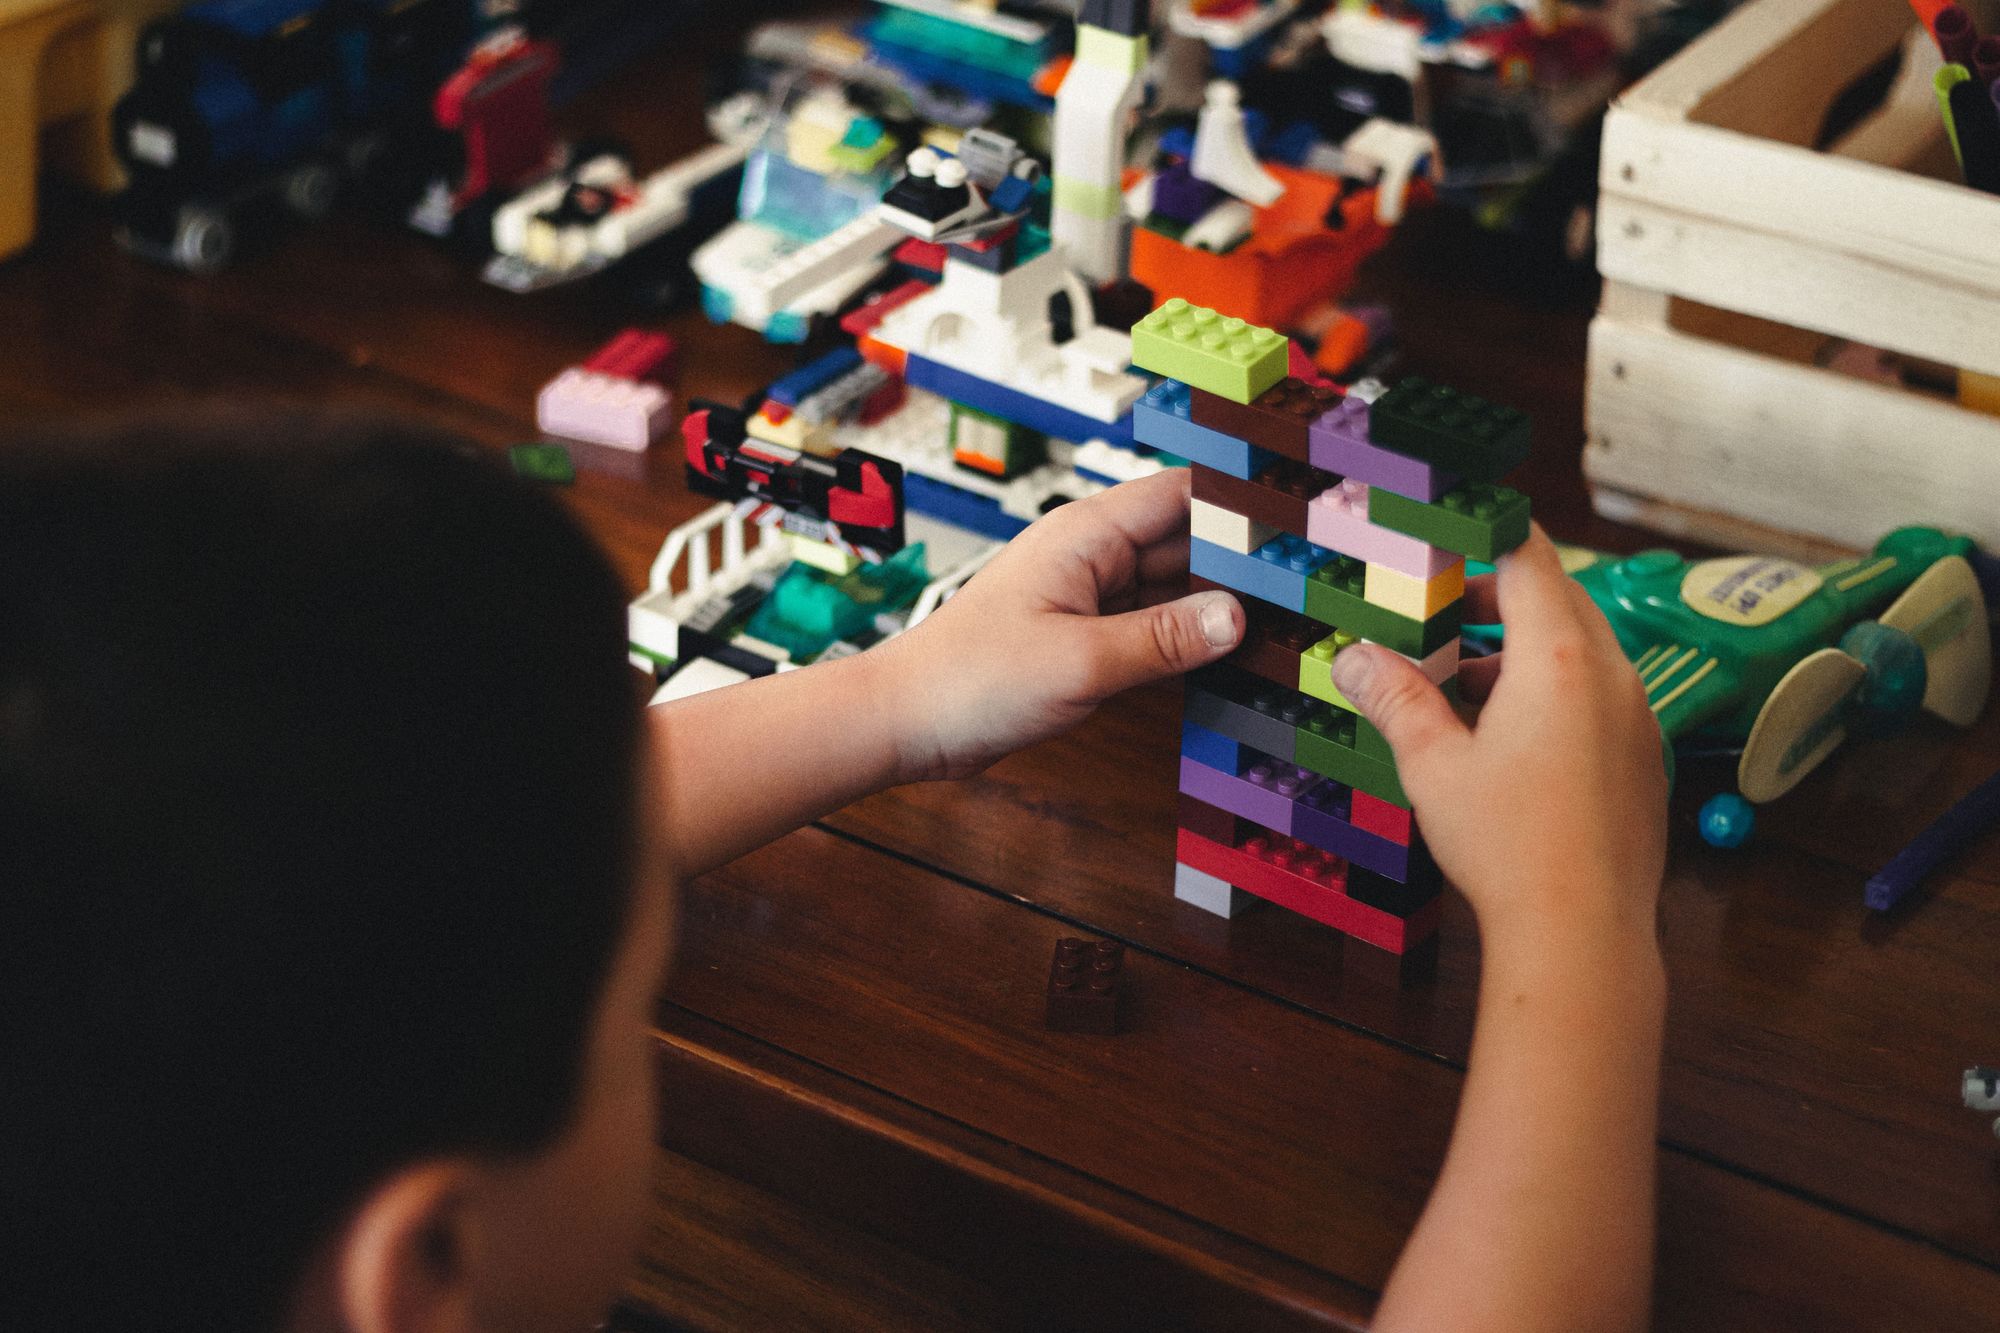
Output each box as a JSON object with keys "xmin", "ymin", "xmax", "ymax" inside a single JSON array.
[
  {"xmin": 1230, "ymin": 600, "xmax": 1326, "ymax": 691},
  {"xmin": 1190, "ymin": 456, "xmax": 1338, "ymax": 538},
  {"xmin": 1188, "ymin": 377, "xmax": 1344, "ymax": 463},
  {"xmin": 1044, "ymin": 937, "xmax": 1127, "ymax": 1034},
  {"xmin": 1176, "ymin": 792, "xmax": 1245, "ymax": 847}
]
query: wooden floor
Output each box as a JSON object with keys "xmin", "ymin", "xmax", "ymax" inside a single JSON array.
[{"xmin": 5, "ymin": 18, "xmax": 1999, "ymax": 1328}]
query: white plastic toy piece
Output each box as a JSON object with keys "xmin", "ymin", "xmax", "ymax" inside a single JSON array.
[
  {"xmin": 1321, "ymin": 7, "xmax": 1424, "ymax": 82},
  {"xmin": 535, "ymin": 369, "xmax": 673, "ymax": 451},
  {"xmin": 1190, "ymin": 82, "xmax": 1285, "ymax": 207},
  {"xmin": 1179, "ymin": 199, "xmax": 1254, "ymax": 252},
  {"xmin": 1168, "ymin": 0, "xmax": 1298, "ymax": 49},
  {"xmin": 1050, "ymin": 11, "xmax": 1148, "ymax": 285},
  {"xmin": 1339, "ymin": 118, "xmax": 1443, "ymax": 225}
]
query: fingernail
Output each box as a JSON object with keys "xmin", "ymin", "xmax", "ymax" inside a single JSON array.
[
  {"xmin": 1196, "ymin": 593, "xmax": 1239, "ymax": 649},
  {"xmin": 1330, "ymin": 642, "xmax": 1377, "ymax": 701}
]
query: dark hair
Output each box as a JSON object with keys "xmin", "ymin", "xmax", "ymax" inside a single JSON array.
[{"xmin": 0, "ymin": 410, "xmax": 642, "ymax": 1332}]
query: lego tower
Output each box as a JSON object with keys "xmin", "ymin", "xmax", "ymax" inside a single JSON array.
[{"xmin": 1130, "ymin": 298, "xmax": 1531, "ymax": 980}]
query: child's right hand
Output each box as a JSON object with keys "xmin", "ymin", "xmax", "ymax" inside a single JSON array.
[{"xmin": 1330, "ymin": 526, "xmax": 1668, "ymax": 963}]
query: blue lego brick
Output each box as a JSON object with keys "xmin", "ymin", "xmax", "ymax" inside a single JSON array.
[
  {"xmin": 866, "ymin": 40, "xmax": 1054, "ymax": 112},
  {"xmin": 906, "ymin": 353, "xmax": 1134, "ymax": 448},
  {"xmin": 1132, "ymin": 380, "xmax": 1274, "ymax": 479},
  {"xmin": 1189, "ymin": 534, "xmax": 1334, "ymax": 614},
  {"xmin": 768, "ymin": 345, "xmax": 862, "ymax": 407},
  {"xmin": 902, "ymin": 471, "xmax": 1031, "ymax": 542},
  {"xmin": 1181, "ymin": 720, "xmax": 1241, "ymax": 772},
  {"xmin": 992, "ymin": 173, "xmax": 1034, "ymax": 213}
]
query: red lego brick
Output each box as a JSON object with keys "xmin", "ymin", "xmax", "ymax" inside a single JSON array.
[
  {"xmin": 1191, "ymin": 456, "xmax": 1337, "ymax": 537},
  {"xmin": 892, "ymin": 237, "xmax": 948, "ymax": 273},
  {"xmin": 1175, "ymin": 828, "xmax": 1437, "ymax": 953},
  {"xmin": 583, "ymin": 328, "xmax": 678, "ymax": 385},
  {"xmin": 1045, "ymin": 937, "xmax": 1127, "ymax": 1033},
  {"xmin": 1350, "ymin": 791, "xmax": 1413, "ymax": 845},
  {"xmin": 1188, "ymin": 377, "xmax": 1344, "ymax": 463}
]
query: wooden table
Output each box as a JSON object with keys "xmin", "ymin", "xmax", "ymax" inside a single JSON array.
[{"xmin": 4, "ymin": 19, "xmax": 1997, "ymax": 1328}]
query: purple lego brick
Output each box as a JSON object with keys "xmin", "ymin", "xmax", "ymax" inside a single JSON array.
[
  {"xmin": 1294, "ymin": 780, "xmax": 1419, "ymax": 881},
  {"xmin": 1308, "ymin": 396, "xmax": 1457, "ymax": 502},
  {"xmin": 1305, "ymin": 478, "xmax": 1461, "ymax": 579},
  {"xmin": 1177, "ymin": 755, "xmax": 1307, "ymax": 835},
  {"xmin": 1151, "ymin": 162, "xmax": 1221, "ymax": 225}
]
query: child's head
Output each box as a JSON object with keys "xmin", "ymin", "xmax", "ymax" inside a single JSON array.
[{"xmin": 2, "ymin": 412, "xmax": 668, "ymax": 1332}]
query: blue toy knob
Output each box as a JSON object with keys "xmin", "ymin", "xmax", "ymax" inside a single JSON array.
[{"xmin": 1699, "ymin": 792, "xmax": 1755, "ymax": 849}]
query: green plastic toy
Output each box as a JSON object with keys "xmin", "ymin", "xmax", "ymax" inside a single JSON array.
[{"xmin": 1469, "ymin": 528, "xmax": 1992, "ymax": 820}]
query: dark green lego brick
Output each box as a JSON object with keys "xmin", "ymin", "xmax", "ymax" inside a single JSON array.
[
  {"xmin": 1292, "ymin": 705, "xmax": 1408, "ymax": 808},
  {"xmin": 1369, "ymin": 378, "xmax": 1530, "ymax": 482},
  {"xmin": 510, "ymin": 442, "xmax": 575, "ymax": 485},
  {"xmin": 1367, "ymin": 481, "xmax": 1529, "ymax": 563},
  {"xmin": 1304, "ymin": 555, "xmax": 1461, "ymax": 657}
]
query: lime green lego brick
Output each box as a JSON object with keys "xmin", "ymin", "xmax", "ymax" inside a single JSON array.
[
  {"xmin": 1051, "ymin": 176, "xmax": 1123, "ymax": 219},
  {"xmin": 1297, "ymin": 627, "xmax": 1358, "ymax": 711},
  {"xmin": 509, "ymin": 442, "xmax": 574, "ymax": 485},
  {"xmin": 1304, "ymin": 554, "xmax": 1461, "ymax": 657},
  {"xmin": 1130, "ymin": 299, "xmax": 1288, "ymax": 405},
  {"xmin": 828, "ymin": 120, "xmax": 896, "ymax": 173},
  {"xmin": 1366, "ymin": 482, "xmax": 1530, "ymax": 563},
  {"xmin": 1076, "ymin": 25, "xmax": 1147, "ymax": 74},
  {"xmin": 1293, "ymin": 707, "xmax": 1408, "ymax": 807}
]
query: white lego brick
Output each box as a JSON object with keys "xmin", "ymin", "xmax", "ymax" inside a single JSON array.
[
  {"xmin": 1191, "ymin": 498, "xmax": 1281, "ymax": 555},
  {"xmin": 649, "ymin": 657, "xmax": 752, "ymax": 705},
  {"xmin": 749, "ymin": 213, "xmax": 902, "ymax": 317},
  {"xmin": 1190, "ymin": 82, "xmax": 1285, "ymax": 206},
  {"xmin": 1070, "ymin": 439, "xmax": 1167, "ymax": 485},
  {"xmin": 1169, "ymin": 0, "xmax": 1297, "ymax": 45},
  {"xmin": 879, "ymin": 0, "xmax": 1049, "ymax": 43},
  {"xmin": 1175, "ymin": 862, "xmax": 1254, "ymax": 917},
  {"xmin": 1339, "ymin": 119, "xmax": 1442, "ymax": 224},
  {"xmin": 1321, "ymin": 8, "xmax": 1422, "ymax": 81}
]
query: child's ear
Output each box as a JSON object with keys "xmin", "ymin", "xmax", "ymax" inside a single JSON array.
[{"xmin": 333, "ymin": 1162, "xmax": 484, "ymax": 1333}]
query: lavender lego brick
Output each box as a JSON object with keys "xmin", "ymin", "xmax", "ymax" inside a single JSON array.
[
  {"xmin": 1178, "ymin": 755, "xmax": 1297, "ymax": 834},
  {"xmin": 1308, "ymin": 396, "xmax": 1457, "ymax": 502},
  {"xmin": 1305, "ymin": 479, "xmax": 1461, "ymax": 579}
]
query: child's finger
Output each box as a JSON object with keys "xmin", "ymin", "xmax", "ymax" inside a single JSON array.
[
  {"xmin": 1065, "ymin": 467, "xmax": 1192, "ymax": 553},
  {"xmin": 1330, "ymin": 642, "xmax": 1471, "ymax": 792},
  {"xmin": 1457, "ymin": 651, "xmax": 1502, "ymax": 703},
  {"xmin": 1492, "ymin": 524, "xmax": 1587, "ymax": 650},
  {"xmin": 1075, "ymin": 588, "xmax": 1243, "ymax": 697},
  {"xmin": 1462, "ymin": 572, "xmax": 1499, "ymax": 625}
]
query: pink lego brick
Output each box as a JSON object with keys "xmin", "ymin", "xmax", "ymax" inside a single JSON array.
[
  {"xmin": 1304, "ymin": 478, "xmax": 1459, "ymax": 579},
  {"xmin": 1307, "ymin": 396, "xmax": 1457, "ymax": 503},
  {"xmin": 535, "ymin": 369, "xmax": 673, "ymax": 451}
]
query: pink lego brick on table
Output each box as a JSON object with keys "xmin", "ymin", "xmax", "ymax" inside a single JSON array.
[
  {"xmin": 1307, "ymin": 396, "xmax": 1457, "ymax": 503},
  {"xmin": 1304, "ymin": 478, "xmax": 1460, "ymax": 579},
  {"xmin": 536, "ymin": 369, "xmax": 673, "ymax": 452}
]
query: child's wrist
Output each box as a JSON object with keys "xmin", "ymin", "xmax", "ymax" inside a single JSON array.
[{"xmin": 1476, "ymin": 889, "xmax": 1665, "ymax": 989}]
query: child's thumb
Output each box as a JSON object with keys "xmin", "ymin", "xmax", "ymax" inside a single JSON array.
[
  {"xmin": 1330, "ymin": 642, "xmax": 1469, "ymax": 790},
  {"xmin": 1085, "ymin": 590, "xmax": 1243, "ymax": 695}
]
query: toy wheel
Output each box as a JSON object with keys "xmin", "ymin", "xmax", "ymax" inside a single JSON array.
[
  {"xmin": 171, "ymin": 207, "xmax": 235, "ymax": 274},
  {"xmin": 284, "ymin": 162, "xmax": 339, "ymax": 220},
  {"xmin": 1698, "ymin": 793, "xmax": 1754, "ymax": 849}
]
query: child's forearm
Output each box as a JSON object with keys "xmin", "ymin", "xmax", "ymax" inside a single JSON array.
[
  {"xmin": 645, "ymin": 649, "xmax": 917, "ymax": 881},
  {"xmin": 1373, "ymin": 918, "xmax": 1667, "ymax": 1333}
]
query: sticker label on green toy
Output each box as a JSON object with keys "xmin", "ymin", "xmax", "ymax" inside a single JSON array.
[{"xmin": 1681, "ymin": 557, "xmax": 1822, "ymax": 627}]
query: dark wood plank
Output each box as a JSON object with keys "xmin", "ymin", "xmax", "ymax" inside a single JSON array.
[
  {"xmin": 662, "ymin": 826, "xmax": 2000, "ymax": 1327},
  {"xmin": 629, "ymin": 1143, "xmax": 1011, "ymax": 1331}
]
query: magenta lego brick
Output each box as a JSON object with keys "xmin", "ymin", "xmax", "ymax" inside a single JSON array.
[
  {"xmin": 1307, "ymin": 396, "xmax": 1457, "ymax": 502},
  {"xmin": 1304, "ymin": 478, "xmax": 1460, "ymax": 579}
]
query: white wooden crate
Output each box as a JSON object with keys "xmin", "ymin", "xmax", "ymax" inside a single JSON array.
[{"xmin": 1584, "ymin": 0, "xmax": 2000, "ymax": 557}]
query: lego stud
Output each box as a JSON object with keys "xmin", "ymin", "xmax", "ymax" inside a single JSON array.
[
  {"xmin": 905, "ymin": 147, "xmax": 939, "ymax": 179},
  {"xmin": 934, "ymin": 157, "xmax": 968, "ymax": 189}
]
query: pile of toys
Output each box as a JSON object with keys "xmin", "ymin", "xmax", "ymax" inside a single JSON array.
[{"xmin": 1128, "ymin": 296, "xmax": 1531, "ymax": 977}]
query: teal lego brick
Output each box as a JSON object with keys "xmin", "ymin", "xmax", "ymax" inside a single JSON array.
[
  {"xmin": 1303, "ymin": 554, "xmax": 1461, "ymax": 657},
  {"xmin": 1369, "ymin": 377, "xmax": 1530, "ymax": 483},
  {"xmin": 1130, "ymin": 299, "xmax": 1288, "ymax": 404},
  {"xmin": 1366, "ymin": 482, "xmax": 1530, "ymax": 563}
]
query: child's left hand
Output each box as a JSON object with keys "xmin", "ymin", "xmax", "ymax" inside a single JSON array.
[{"xmin": 876, "ymin": 467, "xmax": 1244, "ymax": 782}]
